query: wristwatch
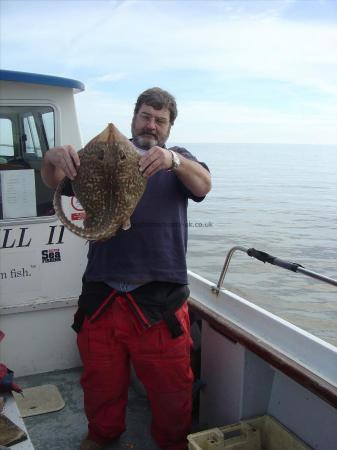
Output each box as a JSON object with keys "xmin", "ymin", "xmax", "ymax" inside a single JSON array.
[{"xmin": 168, "ymin": 150, "xmax": 181, "ymax": 171}]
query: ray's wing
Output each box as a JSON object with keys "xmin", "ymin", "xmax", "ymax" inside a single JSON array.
[{"xmin": 72, "ymin": 158, "xmax": 110, "ymax": 229}]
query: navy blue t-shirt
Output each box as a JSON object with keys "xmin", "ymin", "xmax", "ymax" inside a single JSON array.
[{"xmin": 84, "ymin": 146, "xmax": 207, "ymax": 285}]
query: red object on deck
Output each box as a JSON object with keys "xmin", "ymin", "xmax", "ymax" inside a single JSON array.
[{"xmin": 0, "ymin": 363, "xmax": 22, "ymax": 394}]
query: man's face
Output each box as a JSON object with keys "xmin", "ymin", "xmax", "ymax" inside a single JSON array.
[{"xmin": 131, "ymin": 104, "xmax": 171, "ymax": 150}]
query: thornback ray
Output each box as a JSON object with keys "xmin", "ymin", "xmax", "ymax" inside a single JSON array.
[{"xmin": 53, "ymin": 123, "xmax": 147, "ymax": 240}]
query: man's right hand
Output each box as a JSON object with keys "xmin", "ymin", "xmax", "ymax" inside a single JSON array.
[
  {"xmin": 41, "ymin": 145, "xmax": 80, "ymax": 189},
  {"xmin": 44, "ymin": 145, "xmax": 80, "ymax": 180}
]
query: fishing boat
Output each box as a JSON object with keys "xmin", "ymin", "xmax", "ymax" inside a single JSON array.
[{"xmin": 0, "ymin": 70, "xmax": 336, "ymax": 450}]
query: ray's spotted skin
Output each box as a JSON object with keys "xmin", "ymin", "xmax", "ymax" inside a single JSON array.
[{"xmin": 53, "ymin": 124, "xmax": 147, "ymax": 240}]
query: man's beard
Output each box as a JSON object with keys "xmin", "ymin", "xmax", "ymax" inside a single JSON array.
[
  {"xmin": 133, "ymin": 133, "xmax": 158, "ymax": 150},
  {"xmin": 131, "ymin": 119, "xmax": 170, "ymax": 150}
]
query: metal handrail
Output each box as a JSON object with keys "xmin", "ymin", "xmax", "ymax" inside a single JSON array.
[{"xmin": 212, "ymin": 246, "xmax": 337, "ymax": 295}]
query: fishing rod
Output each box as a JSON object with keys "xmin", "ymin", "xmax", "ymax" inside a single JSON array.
[{"xmin": 213, "ymin": 246, "xmax": 337, "ymax": 295}]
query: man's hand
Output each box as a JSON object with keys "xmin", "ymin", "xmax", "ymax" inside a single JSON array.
[
  {"xmin": 45, "ymin": 145, "xmax": 80, "ymax": 180},
  {"xmin": 41, "ymin": 145, "xmax": 80, "ymax": 189},
  {"xmin": 138, "ymin": 145, "xmax": 211, "ymax": 196},
  {"xmin": 139, "ymin": 146, "xmax": 172, "ymax": 177}
]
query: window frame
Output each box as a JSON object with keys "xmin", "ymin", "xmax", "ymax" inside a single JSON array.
[{"xmin": 0, "ymin": 100, "xmax": 61, "ymax": 226}]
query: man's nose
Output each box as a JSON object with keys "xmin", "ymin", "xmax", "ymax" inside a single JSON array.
[{"xmin": 146, "ymin": 117, "xmax": 156, "ymax": 129}]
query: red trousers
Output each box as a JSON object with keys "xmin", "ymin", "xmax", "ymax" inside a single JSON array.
[{"xmin": 77, "ymin": 295, "xmax": 193, "ymax": 450}]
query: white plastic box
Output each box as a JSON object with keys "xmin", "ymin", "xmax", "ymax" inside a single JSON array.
[{"xmin": 187, "ymin": 415, "xmax": 311, "ymax": 450}]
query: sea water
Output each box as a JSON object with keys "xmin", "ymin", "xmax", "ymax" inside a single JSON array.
[{"xmin": 184, "ymin": 143, "xmax": 337, "ymax": 348}]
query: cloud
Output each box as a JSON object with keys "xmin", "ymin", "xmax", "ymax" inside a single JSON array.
[
  {"xmin": 73, "ymin": 88, "xmax": 337, "ymax": 145},
  {"xmin": 1, "ymin": 0, "xmax": 336, "ymax": 143},
  {"xmin": 173, "ymin": 99, "xmax": 337, "ymax": 144},
  {"xmin": 2, "ymin": 1, "xmax": 336, "ymax": 82},
  {"xmin": 74, "ymin": 88, "xmax": 133, "ymax": 144},
  {"xmin": 94, "ymin": 72, "xmax": 127, "ymax": 83}
]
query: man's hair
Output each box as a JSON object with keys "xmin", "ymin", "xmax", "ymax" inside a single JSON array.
[{"xmin": 134, "ymin": 87, "xmax": 177, "ymax": 125}]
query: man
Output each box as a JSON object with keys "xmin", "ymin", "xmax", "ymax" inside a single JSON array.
[{"xmin": 41, "ymin": 87, "xmax": 211, "ymax": 450}]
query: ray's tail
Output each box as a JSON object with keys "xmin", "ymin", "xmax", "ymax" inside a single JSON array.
[{"xmin": 53, "ymin": 179, "xmax": 112, "ymax": 241}]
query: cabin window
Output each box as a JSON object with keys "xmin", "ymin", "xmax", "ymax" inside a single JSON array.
[
  {"xmin": 0, "ymin": 105, "xmax": 56, "ymax": 220},
  {"xmin": 23, "ymin": 115, "xmax": 43, "ymax": 157},
  {"xmin": 42, "ymin": 111, "xmax": 55, "ymax": 148},
  {"xmin": 0, "ymin": 118, "xmax": 15, "ymax": 156}
]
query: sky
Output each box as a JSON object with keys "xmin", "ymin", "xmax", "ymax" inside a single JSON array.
[{"xmin": 1, "ymin": 0, "xmax": 337, "ymax": 145}]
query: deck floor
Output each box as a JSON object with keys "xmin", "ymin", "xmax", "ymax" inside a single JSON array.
[{"xmin": 16, "ymin": 367, "xmax": 162, "ymax": 450}]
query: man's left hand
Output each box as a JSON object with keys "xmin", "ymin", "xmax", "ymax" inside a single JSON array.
[{"xmin": 139, "ymin": 146, "xmax": 172, "ymax": 177}]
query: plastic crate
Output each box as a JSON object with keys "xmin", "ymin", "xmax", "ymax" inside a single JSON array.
[{"xmin": 187, "ymin": 415, "xmax": 311, "ymax": 450}]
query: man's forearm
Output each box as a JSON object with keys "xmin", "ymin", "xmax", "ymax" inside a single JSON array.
[{"xmin": 174, "ymin": 155, "xmax": 211, "ymax": 197}]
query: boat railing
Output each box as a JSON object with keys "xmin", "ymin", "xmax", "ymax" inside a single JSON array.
[{"xmin": 212, "ymin": 246, "xmax": 337, "ymax": 295}]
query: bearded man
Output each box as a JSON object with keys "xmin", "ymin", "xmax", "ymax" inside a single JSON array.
[{"xmin": 42, "ymin": 87, "xmax": 211, "ymax": 450}]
